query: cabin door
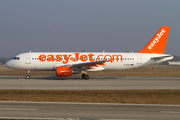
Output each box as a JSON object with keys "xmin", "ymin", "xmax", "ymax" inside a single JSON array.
[
  {"xmin": 25, "ymin": 54, "xmax": 31, "ymax": 64},
  {"xmin": 137, "ymin": 55, "xmax": 142, "ymax": 64}
]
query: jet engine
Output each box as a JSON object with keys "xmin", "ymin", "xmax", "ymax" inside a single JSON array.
[{"xmin": 56, "ymin": 67, "xmax": 80, "ymax": 77}]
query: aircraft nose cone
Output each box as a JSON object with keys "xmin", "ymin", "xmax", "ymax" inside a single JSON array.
[
  {"xmin": 5, "ymin": 60, "xmax": 13, "ymax": 69},
  {"xmin": 5, "ymin": 61, "xmax": 10, "ymax": 68}
]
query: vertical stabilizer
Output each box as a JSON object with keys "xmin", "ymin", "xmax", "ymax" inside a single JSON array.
[{"xmin": 138, "ymin": 26, "xmax": 170, "ymax": 54}]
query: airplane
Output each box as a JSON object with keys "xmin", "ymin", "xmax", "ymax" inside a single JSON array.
[{"xmin": 5, "ymin": 26, "xmax": 173, "ymax": 80}]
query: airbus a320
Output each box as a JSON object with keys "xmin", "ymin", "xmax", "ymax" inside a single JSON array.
[{"xmin": 6, "ymin": 26, "xmax": 173, "ymax": 80}]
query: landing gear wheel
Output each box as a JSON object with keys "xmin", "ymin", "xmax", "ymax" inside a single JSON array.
[
  {"xmin": 26, "ymin": 75, "xmax": 30, "ymax": 79},
  {"xmin": 84, "ymin": 75, "xmax": 89, "ymax": 80},
  {"xmin": 82, "ymin": 73, "xmax": 85, "ymax": 78},
  {"xmin": 82, "ymin": 73, "xmax": 89, "ymax": 80}
]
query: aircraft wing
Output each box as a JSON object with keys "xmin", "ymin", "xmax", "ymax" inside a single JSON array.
[
  {"xmin": 58, "ymin": 60, "xmax": 108, "ymax": 71},
  {"xmin": 72, "ymin": 60, "xmax": 107, "ymax": 67}
]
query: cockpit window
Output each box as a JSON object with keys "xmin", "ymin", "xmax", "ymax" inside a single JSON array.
[{"xmin": 12, "ymin": 57, "xmax": 20, "ymax": 60}]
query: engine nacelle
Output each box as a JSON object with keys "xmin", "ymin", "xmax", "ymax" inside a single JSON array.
[{"xmin": 56, "ymin": 67, "xmax": 80, "ymax": 77}]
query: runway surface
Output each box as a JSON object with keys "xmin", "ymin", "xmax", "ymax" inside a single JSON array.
[
  {"xmin": 0, "ymin": 76, "xmax": 180, "ymax": 90},
  {"xmin": 1, "ymin": 76, "xmax": 180, "ymax": 120},
  {"xmin": 0, "ymin": 101, "xmax": 180, "ymax": 120}
]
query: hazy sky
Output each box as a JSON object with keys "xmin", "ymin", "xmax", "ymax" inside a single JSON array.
[{"xmin": 1, "ymin": 0, "xmax": 180, "ymax": 57}]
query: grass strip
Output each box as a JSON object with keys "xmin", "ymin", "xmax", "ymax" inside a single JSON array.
[{"xmin": 0, "ymin": 90, "xmax": 180, "ymax": 105}]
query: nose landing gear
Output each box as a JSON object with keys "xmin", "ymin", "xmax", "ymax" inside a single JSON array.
[
  {"xmin": 26, "ymin": 70, "xmax": 30, "ymax": 79},
  {"xmin": 26, "ymin": 75, "xmax": 30, "ymax": 79}
]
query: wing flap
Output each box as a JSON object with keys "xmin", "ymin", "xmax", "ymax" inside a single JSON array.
[{"xmin": 72, "ymin": 60, "xmax": 107, "ymax": 67}]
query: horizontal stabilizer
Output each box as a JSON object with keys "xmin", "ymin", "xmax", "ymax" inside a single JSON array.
[{"xmin": 151, "ymin": 56, "xmax": 173, "ymax": 61}]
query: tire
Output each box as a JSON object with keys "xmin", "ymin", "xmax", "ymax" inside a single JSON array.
[
  {"xmin": 82, "ymin": 73, "xmax": 85, "ymax": 79},
  {"xmin": 83, "ymin": 75, "xmax": 89, "ymax": 80},
  {"xmin": 26, "ymin": 75, "xmax": 30, "ymax": 79}
]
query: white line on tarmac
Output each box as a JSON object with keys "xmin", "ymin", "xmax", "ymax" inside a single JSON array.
[
  {"xmin": 0, "ymin": 108, "xmax": 37, "ymax": 111},
  {"xmin": 0, "ymin": 117, "xmax": 60, "ymax": 120},
  {"xmin": 160, "ymin": 111, "xmax": 180, "ymax": 114},
  {"xmin": 0, "ymin": 117, "xmax": 137, "ymax": 120}
]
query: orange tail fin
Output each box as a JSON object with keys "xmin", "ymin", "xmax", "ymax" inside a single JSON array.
[{"xmin": 138, "ymin": 26, "xmax": 170, "ymax": 54}]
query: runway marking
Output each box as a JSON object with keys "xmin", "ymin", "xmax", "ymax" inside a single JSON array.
[
  {"xmin": 0, "ymin": 117, "xmax": 60, "ymax": 120},
  {"xmin": 160, "ymin": 111, "xmax": 180, "ymax": 114},
  {"xmin": 0, "ymin": 117, "xmax": 138, "ymax": 120},
  {"xmin": 0, "ymin": 108, "xmax": 37, "ymax": 111}
]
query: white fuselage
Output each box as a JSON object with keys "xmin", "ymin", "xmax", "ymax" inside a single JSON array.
[{"xmin": 6, "ymin": 52, "xmax": 173, "ymax": 71}]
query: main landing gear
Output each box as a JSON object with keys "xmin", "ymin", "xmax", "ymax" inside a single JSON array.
[{"xmin": 82, "ymin": 73, "xmax": 89, "ymax": 80}]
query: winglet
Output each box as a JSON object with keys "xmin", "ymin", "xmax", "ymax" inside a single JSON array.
[{"xmin": 138, "ymin": 26, "xmax": 171, "ymax": 54}]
